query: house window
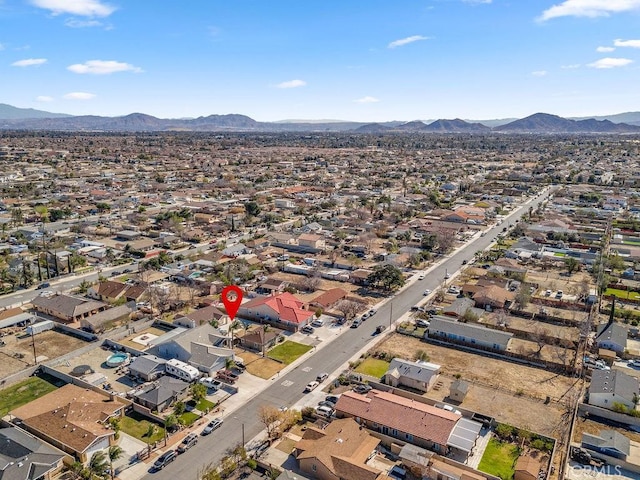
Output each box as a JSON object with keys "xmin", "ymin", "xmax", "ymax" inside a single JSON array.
[
  {"xmin": 406, "ymin": 433, "xmax": 413, "ymax": 441},
  {"xmin": 312, "ymin": 465, "xmax": 317, "ymax": 472},
  {"xmin": 372, "ymin": 422, "xmax": 378, "ymax": 428},
  {"xmin": 391, "ymin": 429, "xmax": 398, "ymax": 436}
]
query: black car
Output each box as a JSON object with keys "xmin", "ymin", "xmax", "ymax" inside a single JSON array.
[
  {"xmin": 301, "ymin": 325, "xmax": 315, "ymax": 334},
  {"xmin": 153, "ymin": 450, "xmax": 177, "ymax": 470}
]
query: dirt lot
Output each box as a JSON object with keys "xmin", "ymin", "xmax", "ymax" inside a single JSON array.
[
  {"xmin": 572, "ymin": 415, "xmax": 640, "ymax": 443},
  {"xmin": 234, "ymin": 347, "xmax": 283, "ymax": 379},
  {"xmin": 425, "ymin": 374, "xmax": 567, "ymax": 436},
  {"xmin": 117, "ymin": 326, "xmax": 168, "ymax": 351},
  {"xmin": 481, "ymin": 313, "xmax": 580, "ymax": 342},
  {"xmin": 508, "ymin": 338, "xmax": 577, "ymax": 366},
  {"xmin": 0, "ymin": 330, "xmax": 89, "ymax": 378},
  {"xmin": 527, "ymin": 269, "xmax": 594, "ymax": 298},
  {"xmin": 374, "ymin": 333, "xmax": 579, "ymax": 402}
]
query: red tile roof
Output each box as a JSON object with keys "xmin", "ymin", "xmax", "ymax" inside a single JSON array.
[
  {"xmin": 242, "ymin": 292, "xmax": 314, "ymax": 325},
  {"xmin": 335, "ymin": 390, "xmax": 459, "ymax": 446}
]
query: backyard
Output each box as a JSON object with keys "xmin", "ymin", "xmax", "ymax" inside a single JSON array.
[
  {"xmin": 604, "ymin": 287, "xmax": 640, "ymax": 301},
  {"xmin": 478, "ymin": 438, "xmax": 520, "ymax": 480},
  {"xmin": 268, "ymin": 341, "xmax": 313, "ymax": 365},
  {"xmin": 0, "ymin": 376, "xmax": 59, "ymax": 416}
]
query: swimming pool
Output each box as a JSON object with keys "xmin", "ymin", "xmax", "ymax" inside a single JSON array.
[{"xmin": 106, "ymin": 352, "xmax": 130, "ymax": 368}]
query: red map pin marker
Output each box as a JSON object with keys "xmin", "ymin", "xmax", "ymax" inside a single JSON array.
[{"xmin": 221, "ymin": 285, "xmax": 243, "ymax": 322}]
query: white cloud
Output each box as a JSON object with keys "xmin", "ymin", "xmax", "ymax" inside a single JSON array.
[
  {"xmin": 0, "ymin": 43, "xmax": 5, "ymax": 51},
  {"xmin": 614, "ymin": 38, "xmax": 640, "ymax": 48},
  {"xmin": 596, "ymin": 46, "xmax": 615, "ymax": 52},
  {"xmin": 561, "ymin": 64, "xmax": 581, "ymax": 69},
  {"xmin": 12, "ymin": 58, "xmax": 47, "ymax": 67},
  {"xmin": 67, "ymin": 60, "xmax": 143, "ymax": 74},
  {"xmin": 63, "ymin": 92, "xmax": 96, "ymax": 100},
  {"xmin": 462, "ymin": 0, "xmax": 492, "ymax": 4},
  {"xmin": 388, "ymin": 35, "xmax": 429, "ymax": 49},
  {"xmin": 539, "ymin": 0, "xmax": 640, "ymax": 21},
  {"xmin": 30, "ymin": 0, "xmax": 115, "ymax": 17},
  {"xmin": 36, "ymin": 95, "xmax": 54, "ymax": 102},
  {"xmin": 531, "ymin": 70, "xmax": 548, "ymax": 76},
  {"xmin": 587, "ymin": 57, "xmax": 633, "ymax": 68},
  {"xmin": 275, "ymin": 79, "xmax": 306, "ymax": 89},
  {"xmin": 354, "ymin": 96, "xmax": 380, "ymax": 104}
]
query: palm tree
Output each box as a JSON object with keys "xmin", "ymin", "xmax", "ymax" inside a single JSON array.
[
  {"xmin": 107, "ymin": 445, "xmax": 124, "ymax": 480},
  {"xmin": 87, "ymin": 450, "xmax": 109, "ymax": 479},
  {"xmin": 69, "ymin": 460, "xmax": 87, "ymax": 480}
]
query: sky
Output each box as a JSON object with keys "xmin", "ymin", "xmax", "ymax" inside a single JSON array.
[{"xmin": 1, "ymin": 0, "xmax": 640, "ymax": 122}]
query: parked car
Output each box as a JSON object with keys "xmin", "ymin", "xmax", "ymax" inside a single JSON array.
[
  {"xmin": 199, "ymin": 377, "xmax": 222, "ymax": 390},
  {"xmin": 304, "ymin": 381, "xmax": 320, "ymax": 392},
  {"xmin": 444, "ymin": 273, "xmax": 451, "ymax": 279},
  {"xmin": 325, "ymin": 395, "xmax": 340, "ymax": 405},
  {"xmin": 462, "ymin": 260, "xmax": 468, "ymax": 265},
  {"xmin": 629, "ymin": 359, "xmax": 640, "ymax": 368},
  {"xmin": 153, "ymin": 450, "xmax": 177, "ymax": 470},
  {"xmin": 35, "ymin": 282, "xmax": 50, "ymax": 290},
  {"xmin": 301, "ymin": 325, "xmax": 315, "ymax": 334},
  {"xmin": 423, "ymin": 289, "xmax": 431, "ymax": 296},
  {"xmin": 416, "ymin": 319, "xmax": 430, "ymax": 328},
  {"xmin": 418, "ymin": 274, "xmax": 426, "ymax": 280},
  {"xmin": 316, "ymin": 405, "xmax": 334, "ymax": 417},
  {"xmin": 373, "ymin": 325, "xmax": 386, "ymax": 335},
  {"xmin": 555, "ymin": 290, "xmax": 563, "ymax": 299},
  {"xmin": 318, "ymin": 400, "xmax": 335, "ymax": 409},
  {"xmin": 177, "ymin": 433, "xmax": 198, "ymax": 453},
  {"xmin": 351, "ymin": 318, "xmax": 362, "ymax": 328},
  {"xmin": 442, "ymin": 404, "xmax": 462, "ymax": 415},
  {"xmin": 316, "ymin": 372, "xmax": 328, "ymax": 382},
  {"xmin": 353, "ymin": 384, "xmax": 372, "ymax": 394},
  {"xmin": 202, "ymin": 418, "xmax": 223, "ymax": 435}
]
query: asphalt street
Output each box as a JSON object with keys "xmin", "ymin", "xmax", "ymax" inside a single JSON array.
[{"xmin": 145, "ymin": 188, "xmax": 553, "ymax": 480}]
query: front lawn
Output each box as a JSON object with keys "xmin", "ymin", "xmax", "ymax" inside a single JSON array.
[
  {"xmin": 268, "ymin": 341, "xmax": 313, "ymax": 365},
  {"xmin": 478, "ymin": 438, "xmax": 520, "ymax": 480},
  {"xmin": 0, "ymin": 377, "xmax": 58, "ymax": 416},
  {"xmin": 119, "ymin": 412, "xmax": 165, "ymax": 443},
  {"xmin": 179, "ymin": 411, "xmax": 200, "ymax": 426},
  {"xmin": 195, "ymin": 399, "xmax": 216, "ymax": 412},
  {"xmin": 354, "ymin": 358, "xmax": 390, "ymax": 378}
]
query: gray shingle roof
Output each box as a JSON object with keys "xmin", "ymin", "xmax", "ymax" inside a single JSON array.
[
  {"xmin": 596, "ymin": 322, "xmax": 627, "ymax": 349},
  {"xmin": 590, "ymin": 369, "xmax": 638, "ymax": 402},
  {"xmin": 0, "ymin": 426, "xmax": 66, "ymax": 480},
  {"xmin": 582, "ymin": 429, "xmax": 630, "ymax": 456},
  {"xmin": 428, "ymin": 316, "xmax": 513, "ymax": 349},
  {"xmin": 128, "ymin": 355, "xmax": 166, "ymax": 376}
]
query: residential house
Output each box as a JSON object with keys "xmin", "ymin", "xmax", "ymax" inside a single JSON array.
[
  {"xmin": 31, "ymin": 294, "xmax": 108, "ymax": 324},
  {"xmin": 147, "ymin": 324, "xmax": 235, "ymax": 375},
  {"xmin": 133, "ymin": 375, "xmax": 190, "ymax": 413},
  {"xmin": 494, "ymin": 258, "xmax": 528, "ymax": 276},
  {"xmin": 308, "ymin": 288, "xmax": 348, "ymax": 311},
  {"xmin": 80, "ymin": 303, "xmax": 135, "ymax": 333},
  {"xmin": 581, "ymin": 429, "xmax": 630, "ymax": 461},
  {"xmin": 595, "ymin": 321, "xmax": 627, "ymax": 354},
  {"xmin": 514, "ymin": 455, "xmax": 542, "ymax": 480},
  {"xmin": 442, "ymin": 297, "xmax": 476, "ymax": 319},
  {"xmin": 239, "ymin": 327, "xmax": 281, "ymax": 354},
  {"xmin": 10, "ymin": 384, "xmax": 129, "ymax": 463},
  {"xmin": 384, "ymin": 358, "xmax": 441, "ymax": 393},
  {"xmin": 0, "ymin": 307, "xmax": 35, "ymax": 329},
  {"xmin": 298, "ymin": 234, "xmax": 325, "ymax": 251},
  {"xmin": 427, "ymin": 316, "xmax": 513, "ymax": 351},
  {"xmin": 174, "ymin": 305, "xmax": 228, "ymax": 329},
  {"xmin": 588, "ymin": 370, "xmax": 639, "ymax": 411},
  {"xmin": 256, "ymin": 278, "xmax": 289, "ymax": 295},
  {"xmin": 294, "ymin": 418, "xmax": 387, "ymax": 480},
  {"xmin": 87, "ymin": 280, "xmax": 129, "ymax": 302},
  {"xmin": 334, "ymin": 390, "xmax": 482, "ymax": 456},
  {"xmin": 128, "ymin": 354, "xmax": 167, "ymax": 381},
  {"xmin": 0, "ymin": 425, "xmax": 67, "ymax": 480},
  {"xmin": 238, "ymin": 292, "xmax": 315, "ymax": 331},
  {"xmin": 472, "ymin": 285, "xmax": 515, "ymax": 311}
]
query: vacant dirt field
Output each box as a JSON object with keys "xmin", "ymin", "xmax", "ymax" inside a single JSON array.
[
  {"xmin": 425, "ymin": 374, "xmax": 567, "ymax": 436},
  {"xmin": 374, "ymin": 333, "xmax": 579, "ymax": 401},
  {"xmin": 0, "ymin": 330, "xmax": 88, "ymax": 378},
  {"xmin": 234, "ymin": 347, "xmax": 283, "ymax": 379},
  {"xmin": 508, "ymin": 338, "xmax": 577, "ymax": 366},
  {"xmin": 480, "ymin": 313, "xmax": 580, "ymax": 342}
]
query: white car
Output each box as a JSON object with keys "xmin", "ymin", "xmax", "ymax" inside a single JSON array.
[
  {"xmin": 304, "ymin": 381, "xmax": 320, "ymax": 392},
  {"xmin": 423, "ymin": 289, "xmax": 431, "ymax": 296},
  {"xmin": 418, "ymin": 274, "xmax": 426, "ymax": 280},
  {"xmin": 629, "ymin": 359, "xmax": 640, "ymax": 368},
  {"xmin": 199, "ymin": 377, "xmax": 221, "ymax": 390}
]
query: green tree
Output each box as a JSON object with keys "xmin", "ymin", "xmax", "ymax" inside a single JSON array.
[
  {"xmin": 367, "ymin": 264, "xmax": 405, "ymax": 291},
  {"xmin": 87, "ymin": 450, "xmax": 109, "ymax": 479},
  {"xmin": 190, "ymin": 383, "xmax": 207, "ymax": 403},
  {"xmin": 174, "ymin": 401, "xmax": 186, "ymax": 416},
  {"xmin": 107, "ymin": 445, "xmax": 124, "ymax": 480},
  {"xmin": 565, "ymin": 257, "xmax": 580, "ymax": 274},
  {"xmin": 244, "ymin": 201, "xmax": 261, "ymax": 217}
]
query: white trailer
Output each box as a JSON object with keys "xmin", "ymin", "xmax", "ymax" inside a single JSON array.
[
  {"xmin": 165, "ymin": 358, "xmax": 200, "ymax": 382},
  {"xmin": 26, "ymin": 320, "xmax": 55, "ymax": 335}
]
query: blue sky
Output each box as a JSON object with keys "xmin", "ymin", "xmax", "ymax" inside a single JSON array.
[{"xmin": 1, "ymin": 0, "xmax": 640, "ymax": 121}]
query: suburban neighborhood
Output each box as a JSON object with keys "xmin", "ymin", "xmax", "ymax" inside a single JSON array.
[{"xmin": 0, "ymin": 130, "xmax": 640, "ymax": 480}]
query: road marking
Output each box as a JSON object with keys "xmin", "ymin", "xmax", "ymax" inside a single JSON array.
[
  {"xmin": 281, "ymin": 380, "xmax": 294, "ymax": 387},
  {"xmin": 302, "ymin": 367, "xmax": 312, "ymax": 372}
]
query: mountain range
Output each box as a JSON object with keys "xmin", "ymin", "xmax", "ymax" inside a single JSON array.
[{"xmin": 1, "ymin": 103, "xmax": 640, "ymax": 133}]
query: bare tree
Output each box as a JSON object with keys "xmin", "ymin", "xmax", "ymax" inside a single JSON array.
[
  {"xmin": 258, "ymin": 405, "xmax": 282, "ymax": 441},
  {"xmin": 335, "ymin": 299, "xmax": 362, "ymax": 321}
]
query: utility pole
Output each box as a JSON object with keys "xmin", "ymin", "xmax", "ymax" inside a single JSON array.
[
  {"xmin": 31, "ymin": 328, "xmax": 37, "ymax": 365},
  {"xmin": 389, "ymin": 302, "xmax": 393, "ymax": 330}
]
